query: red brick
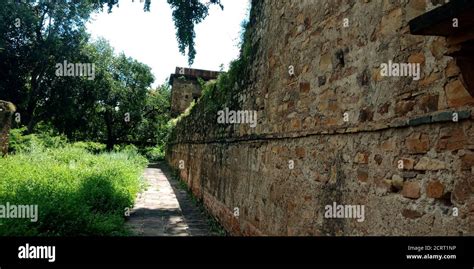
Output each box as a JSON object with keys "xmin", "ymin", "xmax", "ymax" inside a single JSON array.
[
  {"xmin": 357, "ymin": 168, "xmax": 369, "ymax": 182},
  {"xmin": 436, "ymin": 127, "xmax": 467, "ymax": 152},
  {"xmin": 295, "ymin": 147, "xmax": 306, "ymax": 158},
  {"xmin": 401, "ymin": 181, "xmax": 421, "ymax": 199},
  {"xmin": 395, "ymin": 100, "xmax": 415, "ymax": 116},
  {"xmin": 406, "ymin": 133, "xmax": 430, "ymax": 154},
  {"xmin": 461, "ymin": 152, "xmax": 474, "ymax": 171},
  {"xmin": 426, "ymin": 180, "xmax": 445, "ymax": 198},
  {"xmin": 402, "ymin": 209, "xmax": 423, "ymax": 219},
  {"xmin": 300, "ymin": 82, "xmax": 310, "ymax": 93},
  {"xmin": 453, "ymin": 177, "xmax": 471, "ymax": 203}
]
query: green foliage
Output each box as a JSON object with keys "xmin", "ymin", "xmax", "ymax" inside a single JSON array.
[
  {"xmin": 113, "ymin": 144, "xmax": 138, "ymax": 155},
  {"xmin": 131, "ymin": 85, "xmax": 172, "ymax": 148},
  {"xmin": 139, "ymin": 145, "xmax": 166, "ymax": 162},
  {"xmin": 9, "ymin": 128, "xmax": 68, "ymax": 154},
  {"xmin": 72, "ymin": 141, "xmax": 107, "ymax": 154},
  {"xmin": 168, "ymin": 18, "xmax": 256, "ymax": 143},
  {"xmin": 167, "ymin": 0, "xmax": 216, "ymax": 65},
  {"xmin": 1, "ymin": 2, "xmax": 172, "ymax": 151},
  {"xmin": 0, "ymin": 1, "xmax": 95, "ymax": 132},
  {"xmin": 194, "ymin": 19, "xmax": 253, "ymax": 113},
  {"xmin": 0, "ymin": 145, "xmax": 147, "ymax": 236},
  {"xmin": 169, "ymin": 99, "xmax": 197, "ymax": 127}
]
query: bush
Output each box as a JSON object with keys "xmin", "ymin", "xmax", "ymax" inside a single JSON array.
[
  {"xmin": 9, "ymin": 128, "xmax": 68, "ymax": 154},
  {"xmin": 140, "ymin": 145, "xmax": 165, "ymax": 162},
  {"xmin": 72, "ymin": 141, "xmax": 107, "ymax": 154},
  {"xmin": 0, "ymin": 146, "xmax": 148, "ymax": 236}
]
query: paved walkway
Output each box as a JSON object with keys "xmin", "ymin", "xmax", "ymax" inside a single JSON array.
[{"xmin": 126, "ymin": 162, "xmax": 214, "ymax": 236}]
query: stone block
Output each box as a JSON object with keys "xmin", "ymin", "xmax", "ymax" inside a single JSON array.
[{"xmin": 402, "ymin": 181, "xmax": 421, "ymax": 199}]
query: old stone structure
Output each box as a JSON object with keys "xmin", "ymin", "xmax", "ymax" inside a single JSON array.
[
  {"xmin": 166, "ymin": 0, "xmax": 474, "ymax": 235},
  {"xmin": 170, "ymin": 67, "xmax": 220, "ymax": 117},
  {"xmin": 0, "ymin": 100, "xmax": 16, "ymax": 156}
]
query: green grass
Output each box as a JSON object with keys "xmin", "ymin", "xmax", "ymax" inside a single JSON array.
[{"xmin": 0, "ymin": 146, "xmax": 148, "ymax": 236}]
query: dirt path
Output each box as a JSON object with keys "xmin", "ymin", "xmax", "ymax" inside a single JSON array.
[{"xmin": 126, "ymin": 162, "xmax": 214, "ymax": 236}]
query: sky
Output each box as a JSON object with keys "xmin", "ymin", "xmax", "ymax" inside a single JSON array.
[{"xmin": 86, "ymin": 0, "xmax": 250, "ymax": 87}]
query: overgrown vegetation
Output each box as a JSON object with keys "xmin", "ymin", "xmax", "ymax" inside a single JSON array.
[
  {"xmin": 200, "ymin": 19, "xmax": 255, "ymax": 113},
  {"xmin": 168, "ymin": 13, "xmax": 258, "ymax": 142},
  {"xmin": 0, "ymin": 130, "xmax": 147, "ymax": 236},
  {"xmin": 1, "ymin": 1, "xmax": 176, "ymax": 152}
]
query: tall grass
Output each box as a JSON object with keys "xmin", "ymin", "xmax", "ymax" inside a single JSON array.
[{"xmin": 0, "ymin": 145, "xmax": 147, "ymax": 236}]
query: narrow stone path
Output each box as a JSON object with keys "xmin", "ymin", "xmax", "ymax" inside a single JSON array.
[{"xmin": 126, "ymin": 162, "xmax": 214, "ymax": 236}]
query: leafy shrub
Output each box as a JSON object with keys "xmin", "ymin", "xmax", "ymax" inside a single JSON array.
[
  {"xmin": 140, "ymin": 145, "xmax": 165, "ymax": 161},
  {"xmin": 0, "ymin": 146, "xmax": 147, "ymax": 236},
  {"xmin": 72, "ymin": 141, "xmax": 107, "ymax": 154},
  {"xmin": 9, "ymin": 128, "xmax": 68, "ymax": 154},
  {"xmin": 113, "ymin": 144, "xmax": 140, "ymax": 159}
]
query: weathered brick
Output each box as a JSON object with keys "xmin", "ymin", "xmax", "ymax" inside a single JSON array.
[
  {"xmin": 300, "ymin": 82, "xmax": 310, "ymax": 93},
  {"xmin": 354, "ymin": 152, "xmax": 369, "ymax": 164},
  {"xmin": 400, "ymin": 158, "xmax": 415, "ymax": 170},
  {"xmin": 402, "ymin": 181, "xmax": 421, "ymax": 199},
  {"xmin": 408, "ymin": 52, "xmax": 425, "ymax": 64},
  {"xmin": 295, "ymin": 147, "xmax": 306, "ymax": 158},
  {"xmin": 414, "ymin": 157, "xmax": 446, "ymax": 171},
  {"xmin": 445, "ymin": 80, "xmax": 474, "ymax": 108},
  {"xmin": 357, "ymin": 167, "xmax": 369, "ymax": 182},
  {"xmin": 418, "ymin": 94, "xmax": 438, "ymax": 112},
  {"xmin": 445, "ymin": 60, "xmax": 460, "ymax": 78},
  {"xmin": 453, "ymin": 176, "xmax": 471, "ymax": 203},
  {"xmin": 406, "ymin": 133, "xmax": 430, "ymax": 154},
  {"xmin": 426, "ymin": 180, "xmax": 445, "ymax": 198},
  {"xmin": 395, "ymin": 100, "xmax": 415, "ymax": 116},
  {"xmin": 461, "ymin": 152, "xmax": 474, "ymax": 171},
  {"xmin": 436, "ymin": 127, "xmax": 467, "ymax": 152},
  {"xmin": 402, "ymin": 209, "xmax": 423, "ymax": 219}
]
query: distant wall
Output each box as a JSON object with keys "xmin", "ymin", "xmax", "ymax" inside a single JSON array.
[
  {"xmin": 170, "ymin": 67, "xmax": 221, "ymax": 117},
  {"xmin": 167, "ymin": 0, "xmax": 474, "ymax": 235},
  {"xmin": 170, "ymin": 78, "xmax": 201, "ymax": 117}
]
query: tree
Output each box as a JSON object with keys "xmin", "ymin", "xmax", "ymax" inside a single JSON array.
[
  {"xmin": 132, "ymin": 85, "xmax": 172, "ymax": 146},
  {"xmin": 77, "ymin": 39, "xmax": 154, "ymax": 150},
  {"xmin": 0, "ymin": 1, "xmax": 96, "ymax": 133},
  {"xmin": 0, "ymin": 0, "xmax": 204, "ymax": 150},
  {"xmin": 1, "ymin": 0, "xmax": 222, "ymax": 135}
]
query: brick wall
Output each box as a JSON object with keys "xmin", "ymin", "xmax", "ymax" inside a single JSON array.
[
  {"xmin": 0, "ymin": 101, "xmax": 16, "ymax": 156},
  {"xmin": 170, "ymin": 78, "xmax": 201, "ymax": 117},
  {"xmin": 166, "ymin": 0, "xmax": 474, "ymax": 235}
]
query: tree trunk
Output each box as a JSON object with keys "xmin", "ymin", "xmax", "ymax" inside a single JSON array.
[{"xmin": 105, "ymin": 111, "xmax": 115, "ymax": 151}]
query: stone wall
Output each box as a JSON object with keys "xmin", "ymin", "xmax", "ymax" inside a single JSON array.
[
  {"xmin": 170, "ymin": 78, "xmax": 201, "ymax": 117},
  {"xmin": 166, "ymin": 0, "xmax": 474, "ymax": 235},
  {"xmin": 0, "ymin": 101, "xmax": 16, "ymax": 156},
  {"xmin": 170, "ymin": 67, "xmax": 221, "ymax": 117}
]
